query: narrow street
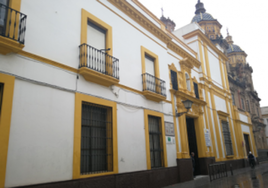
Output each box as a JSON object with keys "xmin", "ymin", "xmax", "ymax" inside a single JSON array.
[{"xmin": 163, "ymin": 163, "xmax": 268, "ymax": 188}]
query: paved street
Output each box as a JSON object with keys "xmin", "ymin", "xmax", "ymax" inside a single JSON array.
[{"xmin": 163, "ymin": 163, "xmax": 268, "ymax": 188}]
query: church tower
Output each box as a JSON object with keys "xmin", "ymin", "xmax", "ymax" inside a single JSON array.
[{"xmin": 191, "ymin": 1, "xmax": 228, "ymax": 50}]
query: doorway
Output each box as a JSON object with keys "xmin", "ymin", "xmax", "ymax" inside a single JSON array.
[
  {"xmin": 244, "ymin": 134, "xmax": 251, "ymax": 155},
  {"xmin": 186, "ymin": 117, "xmax": 200, "ymax": 176}
]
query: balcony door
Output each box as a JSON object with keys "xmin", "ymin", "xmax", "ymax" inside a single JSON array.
[
  {"xmin": 0, "ymin": 0, "xmax": 9, "ymax": 35},
  {"xmin": 145, "ymin": 55, "xmax": 156, "ymax": 92},
  {"xmin": 87, "ymin": 21, "xmax": 106, "ymax": 73}
]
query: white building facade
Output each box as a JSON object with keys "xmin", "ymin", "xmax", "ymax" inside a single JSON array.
[{"xmin": 0, "ymin": 1, "xmax": 257, "ymax": 188}]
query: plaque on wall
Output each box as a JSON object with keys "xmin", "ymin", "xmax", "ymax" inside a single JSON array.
[
  {"xmin": 204, "ymin": 129, "xmax": 211, "ymax": 147},
  {"xmin": 165, "ymin": 122, "xmax": 175, "ymax": 136}
]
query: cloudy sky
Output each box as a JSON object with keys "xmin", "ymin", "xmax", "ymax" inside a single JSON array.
[{"xmin": 139, "ymin": 0, "xmax": 268, "ymax": 107}]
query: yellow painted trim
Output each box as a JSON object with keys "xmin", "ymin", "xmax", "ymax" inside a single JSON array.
[
  {"xmin": 183, "ymin": 29, "xmax": 228, "ymax": 61},
  {"xmin": 97, "ymin": 0, "xmax": 167, "ymax": 50},
  {"xmin": 9, "ymin": 0, "xmax": 21, "ymax": 11},
  {"xmin": 18, "ymin": 51, "xmax": 78, "ymax": 73},
  {"xmin": 81, "ymin": 8, "xmax": 113, "ymax": 56},
  {"xmin": 141, "ymin": 46, "xmax": 160, "ymax": 77},
  {"xmin": 0, "ymin": 37, "xmax": 24, "ymax": 55},
  {"xmin": 0, "ymin": 73, "xmax": 15, "ymax": 188},
  {"xmin": 210, "ymin": 91, "xmax": 223, "ymax": 159},
  {"xmin": 219, "ymin": 58, "xmax": 226, "ymax": 90},
  {"xmin": 73, "ymin": 93, "xmax": 118, "ymax": 179},
  {"xmin": 144, "ymin": 109, "xmax": 167, "ymax": 169},
  {"xmin": 203, "ymin": 44, "xmax": 211, "ymax": 81},
  {"xmin": 204, "ymin": 88, "xmax": 216, "ymax": 157},
  {"xmin": 78, "ymin": 67, "xmax": 119, "ymax": 87},
  {"xmin": 170, "ymin": 93, "xmax": 180, "ymax": 158},
  {"xmin": 194, "ymin": 115, "xmax": 207, "ymax": 158},
  {"xmin": 198, "ymin": 37, "xmax": 206, "ymax": 76},
  {"xmin": 223, "ymin": 59, "xmax": 229, "ymax": 90}
]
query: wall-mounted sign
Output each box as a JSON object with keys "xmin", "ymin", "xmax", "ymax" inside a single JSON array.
[
  {"xmin": 166, "ymin": 136, "xmax": 175, "ymax": 144},
  {"xmin": 165, "ymin": 122, "xmax": 175, "ymax": 136},
  {"xmin": 204, "ymin": 129, "xmax": 211, "ymax": 147}
]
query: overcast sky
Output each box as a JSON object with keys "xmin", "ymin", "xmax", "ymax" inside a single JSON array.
[{"xmin": 139, "ymin": 0, "xmax": 268, "ymax": 107}]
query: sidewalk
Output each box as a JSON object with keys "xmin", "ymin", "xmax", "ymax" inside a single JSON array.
[{"xmin": 163, "ymin": 163, "xmax": 268, "ymax": 188}]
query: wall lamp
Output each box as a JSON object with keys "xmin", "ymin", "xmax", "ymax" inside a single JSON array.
[{"xmin": 176, "ymin": 99, "xmax": 193, "ymax": 117}]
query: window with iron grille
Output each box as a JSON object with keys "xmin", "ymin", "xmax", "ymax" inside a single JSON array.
[
  {"xmin": 194, "ymin": 82, "xmax": 199, "ymax": 99},
  {"xmin": 221, "ymin": 121, "xmax": 233, "ymax": 156},
  {"xmin": 170, "ymin": 70, "xmax": 178, "ymax": 90},
  {"xmin": 148, "ymin": 115, "xmax": 163, "ymax": 168},
  {"xmin": 81, "ymin": 102, "xmax": 113, "ymax": 175}
]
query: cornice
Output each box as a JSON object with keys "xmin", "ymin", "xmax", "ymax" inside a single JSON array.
[
  {"xmin": 167, "ymin": 41, "xmax": 200, "ymax": 68},
  {"xmin": 108, "ymin": 0, "xmax": 171, "ymax": 44},
  {"xmin": 183, "ymin": 29, "xmax": 229, "ymax": 61},
  {"xmin": 107, "ymin": 0, "xmax": 201, "ymax": 68},
  {"xmin": 174, "ymin": 90, "xmax": 207, "ymax": 106}
]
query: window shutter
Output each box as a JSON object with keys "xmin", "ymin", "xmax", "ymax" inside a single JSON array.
[
  {"xmin": 170, "ymin": 70, "xmax": 178, "ymax": 90},
  {"xmin": 87, "ymin": 21, "xmax": 106, "ymax": 50},
  {"xmin": 194, "ymin": 83, "xmax": 199, "ymax": 99},
  {"xmin": 145, "ymin": 55, "xmax": 155, "ymax": 76}
]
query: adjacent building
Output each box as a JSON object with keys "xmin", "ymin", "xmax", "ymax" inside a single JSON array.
[
  {"xmin": 261, "ymin": 107, "xmax": 268, "ymax": 146},
  {"xmin": 0, "ymin": 0, "xmax": 260, "ymax": 188}
]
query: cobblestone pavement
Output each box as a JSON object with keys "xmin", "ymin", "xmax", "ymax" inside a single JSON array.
[{"xmin": 163, "ymin": 163, "xmax": 268, "ymax": 188}]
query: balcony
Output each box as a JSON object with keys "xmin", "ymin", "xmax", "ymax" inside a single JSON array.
[
  {"xmin": 0, "ymin": 3, "xmax": 27, "ymax": 54},
  {"xmin": 142, "ymin": 73, "xmax": 166, "ymax": 102},
  {"xmin": 78, "ymin": 43, "xmax": 119, "ymax": 87}
]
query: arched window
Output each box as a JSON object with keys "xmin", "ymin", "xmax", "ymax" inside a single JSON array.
[{"xmin": 185, "ymin": 73, "xmax": 191, "ymax": 91}]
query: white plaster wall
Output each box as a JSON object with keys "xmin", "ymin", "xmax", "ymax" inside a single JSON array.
[
  {"xmin": 214, "ymin": 95, "xmax": 227, "ymax": 113},
  {"xmin": 202, "ymin": 45, "xmax": 207, "ymax": 75},
  {"xmin": 239, "ymin": 113, "xmax": 248, "ymax": 123},
  {"xmin": 188, "ymin": 41, "xmax": 198, "ymax": 53},
  {"xmin": 208, "ymin": 92, "xmax": 219, "ymax": 158},
  {"xmin": 0, "ymin": 54, "xmax": 76, "ymax": 91},
  {"xmin": 5, "ymin": 80, "xmax": 74, "ymax": 187},
  {"xmin": 117, "ymin": 105, "xmax": 147, "ymax": 173},
  {"xmin": 165, "ymin": 136, "xmax": 177, "ymax": 167},
  {"xmin": 126, "ymin": 0, "xmax": 160, "ymax": 28},
  {"xmin": 208, "ymin": 51, "xmax": 222, "ymax": 87}
]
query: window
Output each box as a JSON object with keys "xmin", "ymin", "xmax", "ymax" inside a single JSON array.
[
  {"xmin": 194, "ymin": 82, "xmax": 199, "ymax": 99},
  {"xmin": 73, "ymin": 93, "xmax": 118, "ymax": 178},
  {"xmin": 0, "ymin": 0, "xmax": 9, "ymax": 35},
  {"xmin": 246, "ymin": 100, "xmax": 250, "ymax": 112},
  {"xmin": 185, "ymin": 73, "xmax": 191, "ymax": 91},
  {"xmin": 148, "ymin": 115, "xmax": 164, "ymax": 168},
  {"xmin": 81, "ymin": 102, "xmax": 113, "ymax": 175},
  {"xmin": 170, "ymin": 70, "xmax": 178, "ymax": 90},
  {"xmin": 87, "ymin": 21, "xmax": 106, "ymax": 50},
  {"xmin": 241, "ymin": 98, "xmax": 245, "ymax": 110},
  {"xmin": 145, "ymin": 55, "xmax": 155, "ymax": 76},
  {"xmin": 221, "ymin": 121, "xmax": 234, "ymax": 156},
  {"xmin": 231, "ymin": 94, "xmax": 235, "ymax": 105}
]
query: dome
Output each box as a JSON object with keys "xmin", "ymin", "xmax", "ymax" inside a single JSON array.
[
  {"xmin": 227, "ymin": 44, "xmax": 244, "ymax": 54},
  {"xmin": 191, "ymin": 12, "xmax": 215, "ymax": 23}
]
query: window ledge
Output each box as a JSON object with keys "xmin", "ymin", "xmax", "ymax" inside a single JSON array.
[
  {"xmin": 78, "ymin": 67, "xmax": 119, "ymax": 87},
  {"xmin": 226, "ymin": 155, "xmax": 234, "ymax": 159},
  {"xmin": 142, "ymin": 90, "xmax": 166, "ymax": 102},
  {"xmin": 0, "ymin": 36, "xmax": 25, "ymax": 55}
]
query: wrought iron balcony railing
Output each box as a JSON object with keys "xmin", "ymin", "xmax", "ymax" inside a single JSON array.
[
  {"xmin": 79, "ymin": 43, "xmax": 119, "ymax": 80},
  {"xmin": 142, "ymin": 73, "xmax": 166, "ymax": 97},
  {"xmin": 0, "ymin": 3, "xmax": 27, "ymax": 44}
]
